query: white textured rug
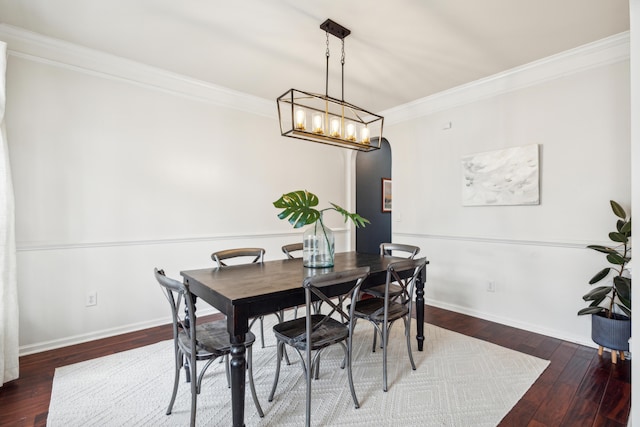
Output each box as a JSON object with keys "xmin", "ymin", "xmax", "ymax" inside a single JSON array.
[{"xmin": 48, "ymin": 317, "xmax": 549, "ymax": 426}]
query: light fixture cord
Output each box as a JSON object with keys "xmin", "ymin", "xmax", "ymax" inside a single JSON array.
[
  {"xmin": 325, "ymin": 31, "xmax": 330, "ymax": 97},
  {"xmin": 341, "ymin": 38, "xmax": 345, "ymax": 102}
]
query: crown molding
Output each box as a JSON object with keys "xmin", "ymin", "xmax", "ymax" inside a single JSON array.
[
  {"xmin": 382, "ymin": 31, "xmax": 630, "ymax": 125},
  {"xmin": 0, "ymin": 24, "xmax": 629, "ymax": 127},
  {"xmin": 0, "ymin": 24, "xmax": 276, "ymax": 119}
]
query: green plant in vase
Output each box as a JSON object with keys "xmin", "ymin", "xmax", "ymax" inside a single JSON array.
[{"xmin": 273, "ymin": 190, "xmax": 369, "ymax": 267}]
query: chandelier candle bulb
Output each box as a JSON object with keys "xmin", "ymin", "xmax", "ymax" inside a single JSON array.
[
  {"xmin": 346, "ymin": 123, "xmax": 356, "ymax": 141},
  {"xmin": 361, "ymin": 127, "xmax": 370, "ymax": 144},
  {"xmin": 312, "ymin": 114, "xmax": 324, "ymax": 134},
  {"xmin": 330, "ymin": 117, "xmax": 341, "ymax": 137},
  {"xmin": 294, "ymin": 109, "xmax": 306, "ymax": 130}
]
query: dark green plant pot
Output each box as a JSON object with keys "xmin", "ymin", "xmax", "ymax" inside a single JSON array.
[{"xmin": 591, "ymin": 312, "xmax": 631, "ymax": 351}]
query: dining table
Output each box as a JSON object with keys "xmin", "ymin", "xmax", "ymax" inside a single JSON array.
[{"xmin": 181, "ymin": 251, "xmax": 428, "ymax": 427}]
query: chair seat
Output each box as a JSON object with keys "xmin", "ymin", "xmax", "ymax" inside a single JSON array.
[
  {"xmin": 273, "ymin": 314, "xmax": 348, "ymax": 351},
  {"xmin": 351, "ymin": 298, "xmax": 409, "ymax": 323},
  {"xmin": 178, "ymin": 321, "xmax": 256, "ymax": 358},
  {"xmin": 363, "ymin": 283, "xmax": 403, "ymax": 298}
]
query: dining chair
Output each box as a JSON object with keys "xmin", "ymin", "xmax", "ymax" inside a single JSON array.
[
  {"xmin": 282, "ymin": 243, "xmax": 306, "ymax": 319},
  {"xmin": 362, "ymin": 243, "xmax": 421, "ymax": 350},
  {"xmin": 364, "ymin": 243, "xmax": 420, "ymax": 299},
  {"xmin": 349, "ymin": 257, "xmax": 427, "ymax": 392},
  {"xmin": 154, "ymin": 268, "xmax": 263, "ymax": 427},
  {"xmin": 268, "ymin": 267, "xmax": 370, "ymax": 427},
  {"xmin": 211, "ymin": 247, "xmax": 278, "ymax": 348},
  {"xmin": 281, "ymin": 242, "xmax": 345, "ymax": 320},
  {"xmin": 282, "ymin": 242, "xmax": 303, "ymax": 259}
]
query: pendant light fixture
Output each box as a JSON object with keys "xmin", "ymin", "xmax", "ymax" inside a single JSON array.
[{"xmin": 277, "ymin": 19, "xmax": 384, "ymax": 151}]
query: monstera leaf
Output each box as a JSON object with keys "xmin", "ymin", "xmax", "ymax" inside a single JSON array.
[
  {"xmin": 273, "ymin": 190, "xmax": 370, "ymax": 229},
  {"xmin": 273, "ymin": 190, "xmax": 321, "ymax": 228}
]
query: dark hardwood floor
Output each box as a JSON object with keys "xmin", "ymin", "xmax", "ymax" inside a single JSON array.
[{"xmin": 0, "ymin": 305, "xmax": 630, "ymax": 426}]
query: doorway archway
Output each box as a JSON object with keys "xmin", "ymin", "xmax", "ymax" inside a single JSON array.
[{"xmin": 356, "ymin": 138, "xmax": 392, "ymax": 254}]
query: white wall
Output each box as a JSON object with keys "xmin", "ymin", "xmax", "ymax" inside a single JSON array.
[
  {"xmin": 1, "ymin": 26, "xmax": 357, "ymax": 354},
  {"xmin": 384, "ymin": 34, "xmax": 631, "ymax": 346},
  {"xmin": 2, "ymin": 25, "xmax": 632, "ymax": 356}
]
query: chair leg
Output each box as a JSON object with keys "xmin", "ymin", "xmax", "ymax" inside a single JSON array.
[
  {"xmin": 372, "ymin": 327, "xmax": 377, "ymax": 352},
  {"xmin": 260, "ymin": 316, "xmax": 265, "ymax": 348},
  {"xmin": 189, "ymin": 352, "xmax": 198, "ymax": 427},
  {"xmin": 167, "ymin": 346, "xmax": 182, "ymax": 415},
  {"xmin": 305, "ymin": 346, "xmax": 312, "ymax": 427},
  {"xmin": 404, "ymin": 317, "xmax": 416, "ymax": 370},
  {"xmin": 184, "ymin": 353, "xmax": 192, "ymax": 383},
  {"xmin": 247, "ymin": 345, "xmax": 264, "ymax": 417},
  {"xmin": 313, "ymin": 353, "xmax": 321, "ymax": 380},
  {"xmin": 382, "ymin": 323, "xmax": 389, "ymax": 392},
  {"xmin": 225, "ymin": 354, "xmax": 231, "ymax": 388},
  {"xmin": 345, "ymin": 340, "xmax": 360, "ymax": 409},
  {"xmin": 371, "ymin": 325, "xmax": 383, "ymax": 352},
  {"xmin": 276, "ymin": 311, "xmax": 291, "ymax": 366},
  {"xmin": 269, "ymin": 341, "xmax": 284, "ymax": 402}
]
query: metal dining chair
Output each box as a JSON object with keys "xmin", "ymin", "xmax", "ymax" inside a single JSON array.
[
  {"xmin": 154, "ymin": 268, "xmax": 263, "ymax": 427},
  {"xmin": 282, "ymin": 243, "xmax": 306, "ymax": 319},
  {"xmin": 211, "ymin": 247, "xmax": 279, "ymax": 348},
  {"xmin": 361, "ymin": 243, "xmax": 421, "ymax": 350},
  {"xmin": 349, "ymin": 257, "xmax": 427, "ymax": 392},
  {"xmin": 282, "ymin": 242, "xmax": 303, "ymax": 259},
  {"xmin": 268, "ymin": 267, "xmax": 370, "ymax": 427},
  {"xmin": 364, "ymin": 243, "xmax": 420, "ymax": 300},
  {"xmin": 282, "ymin": 242, "xmax": 345, "ymax": 320}
]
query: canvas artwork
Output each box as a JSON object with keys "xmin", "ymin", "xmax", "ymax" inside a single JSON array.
[{"xmin": 461, "ymin": 144, "xmax": 540, "ymax": 206}]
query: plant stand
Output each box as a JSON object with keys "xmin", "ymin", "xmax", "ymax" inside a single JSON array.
[
  {"xmin": 597, "ymin": 346, "xmax": 626, "ymax": 364},
  {"xmin": 591, "ymin": 313, "xmax": 631, "ymax": 364}
]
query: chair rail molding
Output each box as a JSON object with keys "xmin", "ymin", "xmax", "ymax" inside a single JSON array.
[
  {"xmin": 393, "ymin": 231, "xmax": 605, "ymax": 250},
  {"xmin": 16, "ymin": 229, "xmax": 351, "ymax": 252}
]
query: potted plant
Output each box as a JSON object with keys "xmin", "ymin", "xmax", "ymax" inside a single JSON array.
[
  {"xmin": 273, "ymin": 190, "xmax": 369, "ymax": 268},
  {"xmin": 578, "ymin": 200, "xmax": 631, "ymax": 363}
]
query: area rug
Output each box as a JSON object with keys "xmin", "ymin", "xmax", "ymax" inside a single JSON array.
[{"xmin": 47, "ymin": 316, "xmax": 549, "ymax": 426}]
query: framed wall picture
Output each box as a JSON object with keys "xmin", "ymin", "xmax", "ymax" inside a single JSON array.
[
  {"xmin": 382, "ymin": 178, "xmax": 392, "ymax": 212},
  {"xmin": 461, "ymin": 144, "xmax": 540, "ymax": 206}
]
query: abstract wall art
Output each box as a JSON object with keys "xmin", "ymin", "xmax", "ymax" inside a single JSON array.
[{"xmin": 461, "ymin": 144, "xmax": 540, "ymax": 206}]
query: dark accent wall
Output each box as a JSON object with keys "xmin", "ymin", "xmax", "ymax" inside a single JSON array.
[{"xmin": 356, "ymin": 138, "xmax": 392, "ymax": 254}]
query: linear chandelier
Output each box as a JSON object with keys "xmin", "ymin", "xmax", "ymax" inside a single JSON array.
[{"xmin": 277, "ymin": 19, "xmax": 384, "ymax": 152}]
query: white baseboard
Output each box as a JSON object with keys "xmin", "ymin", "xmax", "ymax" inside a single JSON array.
[
  {"xmin": 18, "ymin": 307, "xmax": 218, "ymax": 356},
  {"xmin": 425, "ymin": 298, "xmax": 597, "ymax": 350}
]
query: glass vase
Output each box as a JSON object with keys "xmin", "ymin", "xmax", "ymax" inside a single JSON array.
[{"xmin": 303, "ymin": 218, "xmax": 335, "ymax": 268}]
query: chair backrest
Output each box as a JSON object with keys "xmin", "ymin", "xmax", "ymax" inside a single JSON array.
[
  {"xmin": 383, "ymin": 257, "xmax": 427, "ymax": 313},
  {"xmin": 302, "ymin": 267, "xmax": 370, "ymax": 329},
  {"xmin": 282, "ymin": 243, "xmax": 303, "ymax": 259},
  {"xmin": 379, "ymin": 243, "xmax": 420, "ymax": 259},
  {"xmin": 154, "ymin": 268, "xmax": 197, "ymax": 342},
  {"xmin": 211, "ymin": 248, "xmax": 265, "ymax": 267}
]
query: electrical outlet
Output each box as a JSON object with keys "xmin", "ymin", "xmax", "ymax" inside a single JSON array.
[
  {"xmin": 86, "ymin": 291, "xmax": 97, "ymax": 307},
  {"xmin": 487, "ymin": 281, "xmax": 496, "ymax": 293}
]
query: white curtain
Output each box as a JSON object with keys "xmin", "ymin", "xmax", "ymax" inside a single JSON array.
[{"xmin": 0, "ymin": 40, "xmax": 19, "ymax": 386}]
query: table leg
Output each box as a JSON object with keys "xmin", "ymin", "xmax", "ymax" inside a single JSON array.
[
  {"xmin": 415, "ymin": 268, "xmax": 425, "ymax": 351},
  {"xmin": 230, "ymin": 336, "xmax": 247, "ymax": 427}
]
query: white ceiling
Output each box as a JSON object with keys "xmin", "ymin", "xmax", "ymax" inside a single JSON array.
[{"xmin": 0, "ymin": 0, "xmax": 630, "ymax": 112}]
